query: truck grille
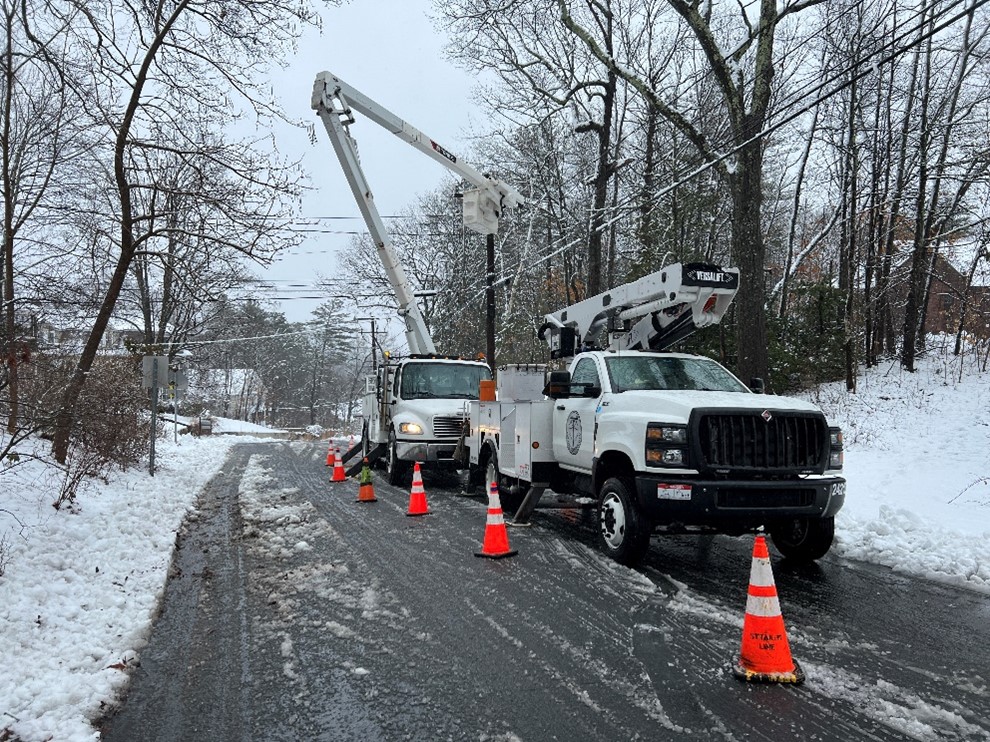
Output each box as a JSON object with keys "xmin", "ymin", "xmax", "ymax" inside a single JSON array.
[
  {"xmin": 694, "ymin": 411, "xmax": 827, "ymax": 473},
  {"xmin": 433, "ymin": 415, "xmax": 467, "ymax": 439}
]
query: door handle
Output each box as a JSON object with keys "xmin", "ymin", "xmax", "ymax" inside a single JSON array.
[{"xmin": 556, "ymin": 405, "xmax": 565, "ymax": 411}]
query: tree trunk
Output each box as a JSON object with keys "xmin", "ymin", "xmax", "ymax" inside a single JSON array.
[
  {"xmin": 586, "ymin": 67, "xmax": 616, "ymax": 296},
  {"xmin": 901, "ymin": 23, "xmax": 934, "ymax": 372},
  {"xmin": 729, "ymin": 133, "xmax": 768, "ymax": 387}
]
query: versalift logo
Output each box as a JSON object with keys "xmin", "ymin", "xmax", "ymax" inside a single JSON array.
[
  {"xmin": 684, "ymin": 264, "xmax": 738, "ymax": 288},
  {"xmin": 430, "ymin": 140, "xmax": 457, "ymax": 163}
]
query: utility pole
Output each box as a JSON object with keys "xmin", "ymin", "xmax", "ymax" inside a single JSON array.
[{"xmin": 486, "ymin": 232, "xmax": 496, "ymax": 374}]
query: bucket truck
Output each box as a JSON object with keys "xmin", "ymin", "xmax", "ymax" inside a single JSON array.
[
  {"xmin": 311, "ymin": 72, "xmax": 524, "ymax": 484},
  {"xmin": 465, "ymin": 263, "xmax": 846, "ymax": 566}
]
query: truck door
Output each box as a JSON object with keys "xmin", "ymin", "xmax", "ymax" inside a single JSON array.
[{"xmin": 552, "ymin": 357, "xmax": 601, "ymax": 473}]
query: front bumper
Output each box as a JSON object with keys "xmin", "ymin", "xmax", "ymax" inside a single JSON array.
[
  {"xmin": 395, "ymin": 440, "xmax": 460, "ymax": 464},
  {"xmin": 634, "ymin": 474, "xmax": 846, "ymax": 527}
]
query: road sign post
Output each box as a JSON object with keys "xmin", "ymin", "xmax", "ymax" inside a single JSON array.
[{"xmin": 142, "ymin": 356, "xmax": 169, "ymax": 476}]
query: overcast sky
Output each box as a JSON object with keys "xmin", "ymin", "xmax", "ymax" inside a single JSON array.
[{"xmin": 256, "ymin": 0, "xmax": 484, "ymax": 324}]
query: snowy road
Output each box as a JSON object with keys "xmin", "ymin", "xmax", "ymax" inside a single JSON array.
[{"xmin": 100, "ymin": 442, "xmax": 990, "ymax": 741}]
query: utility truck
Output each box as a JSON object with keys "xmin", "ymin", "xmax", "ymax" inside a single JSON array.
[
  {"xmin": 311, "ymin": 72, "xmax": 523, "ymax": 483},
  {"xmin": 465, "ymin": 263, "xmax": 846, "ymax": 565}
]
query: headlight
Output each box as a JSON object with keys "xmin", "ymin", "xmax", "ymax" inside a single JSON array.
[
  {"xmin": 399, "ymin": 422, "xmax": 424, "ymax": 435},
  {"xmin": 646, "ymin": 423, "xmax": 688, "ymax": 467},
  {"xmin": 828, "ymin": 426, "xmax": 843, "ymax": 470},
  {"xmin": 646, "ymin": 425, "xmax": 687, "ymax": 444},
  {"xmin": 646, "ymin": 448, "xmax": 685, "ymax": 466}
]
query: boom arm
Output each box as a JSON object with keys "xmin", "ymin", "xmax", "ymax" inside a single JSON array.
[
  {"xmin": 311, "ymin": 71, "xmax": 525, "ymax": 354},
  {"xmin": 538, "ymin": 263, "xmax": 740, "ymax": 358}
]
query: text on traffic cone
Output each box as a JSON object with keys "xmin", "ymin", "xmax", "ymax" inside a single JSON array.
[
  {"xmin": 475, "ymin": 481, "xmax": 517, "ymax": 559},
  {"xmin": 330, "ymin": 447, "xmax": 347, "ymax": 482},
  {"xmin": 733, "ymin": 534, "xmax": 804, "ymax": 684},
  {"xmin": 356, "ymin": 458, "xmax": 377, "ymax": 503},
  {"xmin": 406, "ymin": 462, "xmax": 431, "ymax": 516}
]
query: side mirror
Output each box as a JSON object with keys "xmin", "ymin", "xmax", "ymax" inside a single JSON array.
[
  {"xmin": 582, "ymin": 384, "xmax": 602, "ymax": 398},
  {"xmin": 544, "ymin": 370, "xmax": 571, "ymax": 399},
  {"xmin": 749, "ymin": 377, "xmax": 765, "ymax": 394}
]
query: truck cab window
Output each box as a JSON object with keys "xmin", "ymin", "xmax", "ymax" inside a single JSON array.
[{"xmin": 571, "ymin": 358, "xmax": 601, "ymax": 392}]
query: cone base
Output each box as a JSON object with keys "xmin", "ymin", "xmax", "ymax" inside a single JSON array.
[
  {"xmin": 474, "ymin": 549, "xmax": 518, "ymax": 559},
  {"xmin": 356, "ymin": 498, "xmax": 378, "ymax": 503},
  {"xmin": 732, "ymin": 659, "xmax": 805, "ymax": 684},
  {"xmin": 406, "ymin": 510, "xmax": 432, "ymax": 517}
]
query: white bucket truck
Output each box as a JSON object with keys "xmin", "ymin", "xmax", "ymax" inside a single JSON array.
[
  {"xmin": 311, "ymin": 72, "xmax": 523, "ymax": 483},
  {"xmin": 466, "ymin": 263, "xmax": 846, "ymax": 565}
]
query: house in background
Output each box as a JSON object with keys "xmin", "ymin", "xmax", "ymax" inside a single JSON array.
[{"xmin": 923, "ymin": 242, "xmax": 990, "ymax": 339}]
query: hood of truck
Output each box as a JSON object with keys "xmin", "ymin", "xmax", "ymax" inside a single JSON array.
[{"xmin": 600, "ymin": 389, "xmax": 822, "ymax": 425}]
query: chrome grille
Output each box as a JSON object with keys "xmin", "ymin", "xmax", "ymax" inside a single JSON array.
[{"xmin": 433, "ymin": 415, "xmax": 467, "ymax": 439}]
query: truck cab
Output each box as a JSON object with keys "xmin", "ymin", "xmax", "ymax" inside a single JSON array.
[
  {"xmin": 548, "ymin": 350, "xmax": 845, "ymax": 564},
  {"xmin": 364, "ymin": 357, "xmax": 491, "ymax": 484}
]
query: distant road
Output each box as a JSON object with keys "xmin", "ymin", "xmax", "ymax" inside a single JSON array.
[{"xmin": 101, "ymin": 442, "xmax": 990, "ymax": 741}]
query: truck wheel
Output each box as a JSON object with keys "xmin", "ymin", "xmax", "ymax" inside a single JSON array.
[
  {"xmin": 484, "ymin": 449, "xmax": 522, "ymax": 513},
  {"xmin": 769, "ymin": 516, "xmax": 834, "ymax": 562},
  {"xmin": 385, "ymin": 431, "xmax": 408, "ymax": 486},
  {"xmin": 597, "ymin": 478, "xmax": 651, "ymax": 566}
]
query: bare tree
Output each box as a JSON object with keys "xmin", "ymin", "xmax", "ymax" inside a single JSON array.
[
  {"xmin": 561, "ymin": 0, "xmax": 827, "ymax": 384},
  {"xmin": 49, "ymin": 0, "xmax": 328, "ymax": 462},
  {"xmin": 0, "ymin": 0, "xmax": 72, "ymax": 434}
]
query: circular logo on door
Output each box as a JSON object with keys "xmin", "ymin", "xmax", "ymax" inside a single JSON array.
[{"xmin": 566, "ymin": 411, "xmax": 582, "ymax": 455}]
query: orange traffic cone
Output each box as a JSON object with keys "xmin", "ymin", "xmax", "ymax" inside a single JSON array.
[
  {"xmin": 325, "ymin": 442, "xmax": 334, "ymax": 466},
  {"xmin": 356, "ymin": 458, "xmax": 377, "ymax": 503},
  {"xmin": 330, "ymin": 447, "xmax": 347, "ymax": 483},
  {"xmin": 733, "ymin": 533, "xmax": 804, "ymax": 684},
  {"xmin": 406, "ymin": 462, "xmax": 431, "ymax": 516},
  {"xmin": 475, "ymin": 481, "xmax": 517, "ymax": 559}
]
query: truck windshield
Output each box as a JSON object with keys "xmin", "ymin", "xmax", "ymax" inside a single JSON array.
[
  {"xmin": 605, "ymin": 356, "xmax": 748, "ymax": 393},
  {"xmin": 399, "ymin": 363, "xmax": 493, "ymax": 399}
]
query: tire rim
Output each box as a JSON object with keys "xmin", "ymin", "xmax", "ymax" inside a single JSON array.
[
  {"xmin": 781, "ymin": 518, "xmax": 808, "ymax": 545},
  {"xmin": 600, "ymin": 493, "xmax": 626, "ymax": 549}
]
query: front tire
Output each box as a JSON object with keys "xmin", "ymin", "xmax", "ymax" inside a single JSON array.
[
  {"xmin": 597, "ymin": 477, "xmax": 651, "ymax": 566},
  {"xmin": 770, "ymin": 516, "xmax": 834, "ymax": 562},
  {"xmin": 385, "ymin": 431, "xmax": 409, "ymax": 486}
]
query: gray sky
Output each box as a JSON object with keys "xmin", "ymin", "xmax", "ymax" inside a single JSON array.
[{"xmin": 256, "ymin": 0, "xmax": 484, "ymax": 324}]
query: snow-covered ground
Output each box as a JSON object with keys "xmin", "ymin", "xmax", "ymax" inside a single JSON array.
[
  {"xmin": 801, "ymin": 352, "xmax": 990, "ymax": 592},
  {"xmin": 1, "ymin": 352, "xmax": 988, "ymax": 741}
]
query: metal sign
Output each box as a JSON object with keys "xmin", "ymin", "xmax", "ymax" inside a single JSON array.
[{"xmin": 141, "ymin": 356, "xmax": 169, "ymax": 389}]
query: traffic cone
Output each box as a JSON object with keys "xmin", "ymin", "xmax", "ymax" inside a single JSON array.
[
  {"xmin": 356, "ymin": 458, "xmax": 377, "ymax": 503},
  {"xmin": 330, "ymin": 447, "xmax": 347, "ymax": 483},
  {"xmin": 733, "ymin": 533, "xmax": 804, "ymax": 684},
  {"xmin": 406, "ymin": 462, "xmax": 431, "ymax": 516},
  {"xmin": 325, "ymin": 442, "xmax": 334, "ymax": 466},
  {"xmin": 475, "ymin": 481, "xmax": 517, "ymax": 559}
]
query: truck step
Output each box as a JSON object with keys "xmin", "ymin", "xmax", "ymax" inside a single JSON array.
[{"xmin": 345, "ymin": 444, "xmax": 385, "ymax": 477}]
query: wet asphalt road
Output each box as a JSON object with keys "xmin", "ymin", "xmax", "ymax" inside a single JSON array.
[{"xmin": 100, "ymin": 442, "xmax": 990, "ymax": 741}]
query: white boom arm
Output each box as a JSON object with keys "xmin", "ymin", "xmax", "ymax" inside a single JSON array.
[
  {"xmin": 538, "ymin": 263, "xmax": 740, "ymax": 358},
  {"xmin": 311, "ymin": 71, "xmax": 525, "ymax": 354}
]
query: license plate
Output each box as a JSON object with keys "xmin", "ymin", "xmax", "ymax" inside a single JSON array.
[{"xmin": 657, "ymin": 483, "xmax": 692, "ymax": 501}]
